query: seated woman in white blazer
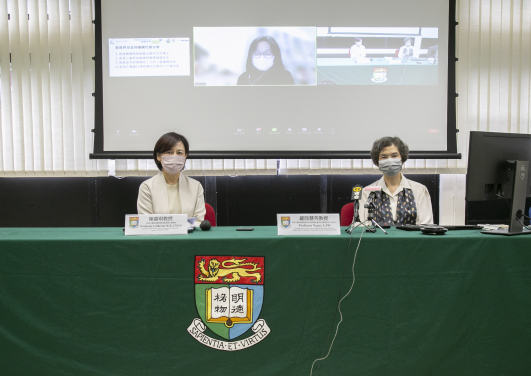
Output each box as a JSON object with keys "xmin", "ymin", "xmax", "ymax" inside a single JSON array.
[{"xmin": 137, "ymin": 132, "xmax": 206, "ymax": 226}]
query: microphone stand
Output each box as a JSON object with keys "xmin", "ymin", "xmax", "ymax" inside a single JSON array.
[
  {"xmin": 346, "ymin": 190, "xmax": 362, "ymax": 234},
  {"xmin": 364, "ymin": 196, "xmax": 387, "ymax": 234},
  {"xmin": 365, "ymin": 201, "xmax": 377, "ymax": 233},
  {"xmin": 346, "ymin": 189, "xmax": 387, "ymax": 235},
  {"xmin": 346, "ymin": 219, "xmax": 367, "ymax": 234},
  {"xmin": 371, "ymin": 219, "xmax": 388, "ymax": 235},
  {"xmin": 346, "ymin": 205, "xmax": 360, "ymax": 233},
  {"xmin": 346, "ymin": 197, "xmax": 371, "ymax": 234}
]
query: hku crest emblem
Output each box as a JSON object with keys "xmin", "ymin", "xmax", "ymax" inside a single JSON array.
[
  {"xmin": 187, "ymin": 256, "xmax": 270, "ymax": 351},
  {"xmin": 371, "ymin": 67, "xmax": 387, "ymax": 83},
  {"xmin": 129, "ymin": 217, "xmax": 139, "ymax": 228},
  {"xmin": 281, "ymin": 216, "xmax": 291, "ymax": 228}
]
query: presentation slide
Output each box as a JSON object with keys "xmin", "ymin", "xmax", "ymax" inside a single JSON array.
[
  {"xmin": 109, "ymin": 38, "xmax": 190, "ymax": 77},
  {"xmin": 99, "ymin": 0, "xmax": 452, "ymax": 154}
]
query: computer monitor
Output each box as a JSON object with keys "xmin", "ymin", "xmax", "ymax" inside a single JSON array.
[{"xmin": 466, "ymin": 131, "xmax": 531, "ymax": 235}]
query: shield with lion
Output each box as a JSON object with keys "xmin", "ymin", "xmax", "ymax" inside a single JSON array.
[{"xmin": 194, "ymin": 255, "xmax": 265, "ymax": 340}]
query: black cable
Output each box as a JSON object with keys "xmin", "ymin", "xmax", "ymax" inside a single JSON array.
[
  {"xmin": 495, "ymin": 192, "xmax": 531, "ymax": 224},
  {"xmin": 516, "ymin": 216, "xmax": 531, "ymax": 231}
]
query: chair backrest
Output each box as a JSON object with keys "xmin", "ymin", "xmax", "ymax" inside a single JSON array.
[
  {"xmin": 340, "ymin": 203, "xmax": 354, "ymax": 226},
  {"xmin": 205, "ymin": 203, "xmax": 216, "ymax": 226}
]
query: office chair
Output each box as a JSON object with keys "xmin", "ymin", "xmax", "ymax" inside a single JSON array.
[{"xmin": 205, "ymin": 203, "xmax": 216, "ymax": 226}]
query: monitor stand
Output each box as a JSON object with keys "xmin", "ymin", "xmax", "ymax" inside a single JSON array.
[{"xmin": 481, "ymin": 160, "xmax": 531, "ymax": 236}]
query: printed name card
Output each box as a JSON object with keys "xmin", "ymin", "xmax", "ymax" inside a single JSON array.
[
  {"xmin": 125, "ymin": 214, "xmax": 188, "ymax": 236},
  {"xmin": 276, "ymin": 214, "xmax": 341, "ymax": 236}
]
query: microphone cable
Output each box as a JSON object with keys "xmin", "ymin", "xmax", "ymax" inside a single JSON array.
[
  {"xmin": 398, "ymin": 64, "xmax": 408, "ymax": 85},
  {"xmin": 516, "ymin": 217, "xmax": 531, "ymax": 231},
  {"xmin": 310, "ymin": 223, "xmax": 366, "ymax": 376},
  {"xmin": 496, "ymin": 192, "xmax": 531, "ymax": 230}
]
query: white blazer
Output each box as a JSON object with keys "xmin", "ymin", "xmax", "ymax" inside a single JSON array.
[{"xmin": 137, "ymin": 172, "xmax": 206, "ymax": 226}]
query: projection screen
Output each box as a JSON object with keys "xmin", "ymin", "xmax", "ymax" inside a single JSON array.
[{"xmin": 91, "ymin": 0, "xmax": 458, "ymax": 159}]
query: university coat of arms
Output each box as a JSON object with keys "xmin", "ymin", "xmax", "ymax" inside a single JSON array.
[
  {"xmin": 371, "ymin": 67, "xmax": 388, "ymax": 83},
  {"xmin": 129, "ymin": 217, "xmax": 139, "ymax": 228},
  {"xmin": 187, "ymin": 256, "xmax": 270, "ymax": 351}
]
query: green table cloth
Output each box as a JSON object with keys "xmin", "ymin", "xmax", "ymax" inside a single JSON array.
[
  {"xmin": 317, "ymin": 58, "xmax": 438, "ymax": 85},
  {"xmin": 1, "ymin": 227, "xmax": 530, "ymax": 375}
]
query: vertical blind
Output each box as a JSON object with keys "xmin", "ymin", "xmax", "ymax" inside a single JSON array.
[
  {"xmin": 0, "ymin": 0, "xmax": 530, "ymax": 177},
  {"xmin": 0, "ymin": 0, "xmax": 277, "ymax": 177}
]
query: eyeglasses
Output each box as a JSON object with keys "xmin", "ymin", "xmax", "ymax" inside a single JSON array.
[{"xmin": 252, "ymin": 51, "xmax": 274, "ymax": 59}]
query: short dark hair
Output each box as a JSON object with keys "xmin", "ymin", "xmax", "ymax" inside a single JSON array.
[
  {"xmin": 246, "ymin": 36, "xmax": 286, "ymax": 72},
  {"xmin": 153, "ymin": 132, "xmax": 189, "ymax": 171},
  {"xmin": 403, "ymin": 37, "xmax": 413, "ymax": 44},
  {"xmin": 354, "ymin": 37, "xmax": 362, "ymax": 43},
  {"xmin": 370, "ymin": 137, "xmax": 409, "ymax": 166}
]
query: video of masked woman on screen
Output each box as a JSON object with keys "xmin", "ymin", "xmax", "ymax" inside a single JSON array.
[{"xmin": 194, "ymin": 27, "xmax": 317, "ymax": 86}]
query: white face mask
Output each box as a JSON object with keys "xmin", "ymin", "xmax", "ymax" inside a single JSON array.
[
  {"xmin": 378, "ymin": 158, "xmax": 403, "ymax": 177},
  {"xmin": 252, "ymin": 56, "xmax": 274, "ymax": 71},
  {"xmin": 161, "ymin": 155, "xmax": 186, "ymax": 175}
]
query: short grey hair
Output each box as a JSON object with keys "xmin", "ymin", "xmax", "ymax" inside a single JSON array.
[{"xmin": 370, "ymin": 137, "xmax": 409, "ymax": 166}]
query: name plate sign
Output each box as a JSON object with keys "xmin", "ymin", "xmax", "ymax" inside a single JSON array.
[
  {"xmin": 125, "ymin": 214, "xmax": 188, "ymax": 236},
  {"xmin": 277, "ymin": 214, "xmax": 341, "ymax": 236}
]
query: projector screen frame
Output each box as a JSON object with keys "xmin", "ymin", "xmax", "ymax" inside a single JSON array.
[{"xmin": 90, "ymin": 0, "xmax": 460, "ymax": 160}]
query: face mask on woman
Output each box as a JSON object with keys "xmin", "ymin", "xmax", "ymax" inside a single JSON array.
[
  {"xmin": 161, "ymin": 155, "xmax": 186, "ymax": 175},
  {"xmin": 378, "ymin": 158, "xmax": 402, "ymax": 177},
  {"xmin": 252, "ymin": 56, "xmax": 274, "ymax": 71}
]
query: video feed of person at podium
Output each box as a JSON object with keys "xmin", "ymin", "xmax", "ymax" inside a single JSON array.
[{"xmin": 316, "ymin": 27, "xmax": 439, "ymax": 85}]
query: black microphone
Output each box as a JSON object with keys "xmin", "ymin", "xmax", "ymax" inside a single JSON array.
[
  {"xmin": 363, "ymin": 186, "xmax": 382, "ymax": 222},
  {"xmin": 351, "ymin": 185, "xmax": 362, "ymax": 201},
  {"xmin": 349, "ymin": 184, "xmax": 363, "ymax": 225},
  {"xmin": 200, "ymin": 220, "xmax": 211, "ymax": 231},
  {"xmin": 363, "ymin": 186, "xmax": 382, "ymax": 208},
  {"xmin": 365, "ymin": 193, "xmax": 375, "ymax": 208}
]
